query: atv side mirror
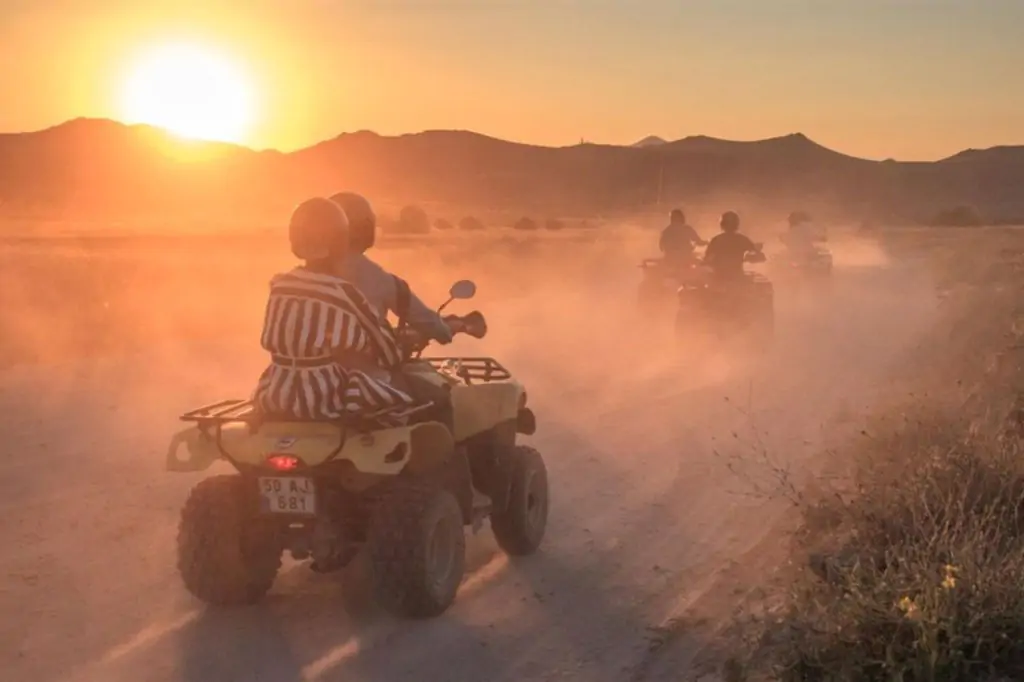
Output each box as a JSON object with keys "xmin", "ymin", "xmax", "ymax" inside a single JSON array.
[
  {"xmin": 449, "ymin": 280, "xmax": 477, "ymax": 300},
  {"xmin": 438, "ymin": 279, "xmax": 477, "ymax": 313}
]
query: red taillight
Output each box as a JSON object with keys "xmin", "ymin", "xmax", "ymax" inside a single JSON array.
[{"xmin": 266, "ymin": 454, "xmax": 300, "ymax": 471}]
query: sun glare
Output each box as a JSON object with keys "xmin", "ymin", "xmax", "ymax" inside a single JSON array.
[{"xmin": 120, "ymin": 43, "xmax": 257, "ymax": 145}]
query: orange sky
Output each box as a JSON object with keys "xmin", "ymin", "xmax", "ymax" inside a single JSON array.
[{"xmin": 1, "ymin": 0, "xmax": 1022, "ymax": 161}]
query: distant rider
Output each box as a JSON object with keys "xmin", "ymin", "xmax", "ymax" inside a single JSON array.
[
  {"xmin": 252, "ymin": 197, "xmax": 416, "ymax": 424},
  {"xmin": 702, "ymin": 211, "xmax": 762, "ymax": 279},
  {"xmin": 782, "ymin": 210, "xmax": 826, "ymax": 257},
  {"xmin": 329, "ymin": 192, "xmax": 457, "ymax": 345},
  {"xmin": 659, "ymin": 208, "xmax": 707, "ymax": 272}
]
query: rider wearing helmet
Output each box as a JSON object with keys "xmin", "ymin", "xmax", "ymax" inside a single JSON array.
[
  {"xmin": 783, "ymin": 210, "xmax": 826, "ymax": 255},
  {"xmin": 659, "ymin": 208, "xmax": 707, "ymax": 272},
  {"xmin": 252, "ymin": 197, "xmax": 416, "ymax": 423},
  {"xmin": 702, "ymin": 211, "xmax": 762, "ymax": 279},
  {"xmin": 330, "ymin": 192, "xmax": 456, "ymax": 344}
]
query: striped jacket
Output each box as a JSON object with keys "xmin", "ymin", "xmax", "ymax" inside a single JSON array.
[{"xmin": 253, "ymin": 266, "xmax": 415, "ymax": 422}]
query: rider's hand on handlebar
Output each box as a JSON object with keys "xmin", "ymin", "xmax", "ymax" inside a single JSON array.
[{"xmin": 443, "ymin": 315, "xmax": 464, "ymax": 334}]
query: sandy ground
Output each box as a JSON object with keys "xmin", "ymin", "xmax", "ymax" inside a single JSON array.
[{"xmin": 0, "ymin": 230, "xmax": 943, "ymax": 682}]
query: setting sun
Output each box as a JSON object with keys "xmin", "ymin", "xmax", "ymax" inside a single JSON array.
[{"xmin": 119, "ymin": 43, "xmax": 257, "ymax": 145}]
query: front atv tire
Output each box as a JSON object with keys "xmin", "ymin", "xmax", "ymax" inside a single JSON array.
[
  {"xmin": 367, "ymin": 483, "xmax": 466, "ymax": 618},
  {"xmin": 491, "ymin": 445, "xmax": 549, "ymax": 556},
  {"xmin": 176, "ymin": 475, "xmax": 282, "ymax": 606}
]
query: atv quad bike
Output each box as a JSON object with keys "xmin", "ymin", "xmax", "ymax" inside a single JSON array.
[
  {"xmin": 780, "ymin": 230, "xmax": 833, "ymax": 280},
  {"xmin": 637, "ymin": 250, "xmax": 705, "ymax": 314},
  {"xmin": 675, "ymin": 249, "xmax": 774, "ymax": 351},
  {"xmin": 166, "ymin": 280, "xmax": 547, "ymax": 619}
]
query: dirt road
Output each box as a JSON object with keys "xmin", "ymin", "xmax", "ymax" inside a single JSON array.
[{"xmin": 0, "ymin": 239, "xmax": 940, "ymax": 682}]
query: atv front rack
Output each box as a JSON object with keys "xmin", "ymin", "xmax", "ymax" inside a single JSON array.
[{"xmin": 423, "ymin": 356, "xmax": 512, "ymax": 383}]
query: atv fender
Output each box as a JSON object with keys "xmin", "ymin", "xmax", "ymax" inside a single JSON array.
[
  {"xmin": 166, "ymin": 421, "xmax": 455, "ymax": 477},
  {"xmin": 450, "ymin": 382, "xmax": 524, "ymax": 441},
  {"xmin": 403, "ymin": 358, "xmax": 527, "ymax": 442}
]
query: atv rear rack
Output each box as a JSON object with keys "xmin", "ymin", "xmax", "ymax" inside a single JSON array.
[
  {"xmin": 424, "ymin": 357, "xmax": 512, "ymax": 383},
  {"xmin": 180, "ymin": 399, "xmax": 434, "ymax": 429},
  {"xmin": 177, "ymin": 398, "xmax": 435, "ymax": 471},
  {"xmin": 181, "ymin": 399, "xmax": 257, "ymax": 426}
]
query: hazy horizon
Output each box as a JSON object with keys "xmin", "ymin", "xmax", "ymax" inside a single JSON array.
[{"xmin": 2, "ymin": 0, "xmax": 1022, "ymax": 161}]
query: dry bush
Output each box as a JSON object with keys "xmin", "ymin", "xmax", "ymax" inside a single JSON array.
[
  {"xmin": 514, "ymin": 216, "xmax": 539, "ymax": 231},
  {"xmin": 458, "ymin": 215, "xmax": 485, "ymax": 231},
  {"xmin": 396, "ymin": 204, "xmax": 431, "ymax": 234},
  {"xmin": 929, "ymin": 205, "xmax": 985, "ymax": 228},
  {"xmin": 732, "ymin": 412, "xmax": 1024, "ymax": 682},
  {"xmin": 722, "ymin": 231, "xmax": 1024, "ymax": 682}
]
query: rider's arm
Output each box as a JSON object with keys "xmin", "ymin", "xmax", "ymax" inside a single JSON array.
[
  {"xmin": 364, "ymin": 260, "xmax": 452, "ymax": 346},
  {"xmin": 352, "ymin": 256, "xmax": 454, "ymax": 344},
  {"xmin": 701, "ymin": 236, "xmax": 718, "ymax": 264},
  {"xmin": 684, "ymin": 224, "xmax": 706, "ymax": 246},
  {"xmin": 404, "ymin": 286, "xmax": 456, "ymax": 344}
]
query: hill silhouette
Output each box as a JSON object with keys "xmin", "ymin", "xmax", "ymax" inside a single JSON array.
[
  {"xmin": 1, "ymin": 118, "xmax": 1022, "ymax": 222},
  {"xmin": 632, "ymin": 136, "xmax": 668, "ymax": 148}
]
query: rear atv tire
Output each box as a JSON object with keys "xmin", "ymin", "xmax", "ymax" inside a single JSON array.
[
  {"xmin": 176, "ymin": 475, "xmax": 282, "ymax": 605},
  {"xmin": 491, "ymin": 445, "xmax": 549, "ymax": 556},
  {"xmin": 367, "ymin": 483, "xmax": 466, "ymax": 618}
]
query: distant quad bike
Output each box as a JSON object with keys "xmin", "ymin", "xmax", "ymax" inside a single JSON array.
[
  {"xmin": 675, "ymin": 249, "xmax": 774, "ymax": 350},
  {"xmin": 166, "ymin": 280, "xmax": 547, "ymax": 619},
  {"xmin": 637, "ymin": 251, "xmax": 704, "ymax": 314},
  {"xmin": 780, "ymin": 227, "xmax": 833, "ymax": 282},
  {"xmin": 783, "ymin": 243, "xmax": 833, "ymax": 279}
]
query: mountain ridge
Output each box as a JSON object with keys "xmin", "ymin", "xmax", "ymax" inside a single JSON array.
[{"xmin": 1, "ymin": 117, "xmax": 1022, "ymax": 221}]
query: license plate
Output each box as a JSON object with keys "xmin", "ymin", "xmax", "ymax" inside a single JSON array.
[{"xmin": 258, "ymin": 476, "xmax": 316, "ymax": 515}]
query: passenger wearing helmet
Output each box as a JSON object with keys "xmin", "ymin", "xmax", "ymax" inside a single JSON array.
[
  {"xmin": 329, "ymin": 192, "xmax": 455, "ymax": 345},
  {"xmin": 252, "ymin": 197, "xmax": 416, "ymax": 424},
  {"xmin": 702, "ymin": 211, "xmax": 761, "ymax": 278},
  {"xmin": 659, "ymin": 208, "xmax": 707, "ymax": 271}
]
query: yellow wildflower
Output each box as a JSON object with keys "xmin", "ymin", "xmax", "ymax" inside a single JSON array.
[
  {"xmin": 942, "ymin": 564, "xmax": 958, "ymax": 590},
  {"xmin": 898, "ymin": 596, "xmax": 920, "ymax": 619}
]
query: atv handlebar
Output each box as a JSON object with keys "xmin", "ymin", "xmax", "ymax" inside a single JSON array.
[
  {"xmin": 397, "ymin": 311, "xmax": 488, "ymax": 359},
  {"xmin": 447, "ymin": 311, "xmax": 488, "ymax": 340}
]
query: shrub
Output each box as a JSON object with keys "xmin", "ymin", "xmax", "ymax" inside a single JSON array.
[
  {"xmin": 514, "ymin": 217, "xmax": 538, "ymax": 231},
  {"xmin": 396, "ymin": 204, "xmax": 431, "ymax": 234},
  {"xmin": 930, "ymin": 205, "xmax": 985, "ymax": 228},
  {"xmin": 458, "ymin": 216, "xmax": 485, "ymax": 231},
  {"xmin": 723, "ymin": 248, "xmax": 1024, "ymax": 682},
  {"xmin": 738, "ymin": 414, "xmax": 1024, "ymax": 682},
  {"xmin": 433, "ymin": 217, "xmax": 454, "ymax": 231},
  {"xmin": 545, "ymin": 218, "xmax": 565, "ymax": 231}
]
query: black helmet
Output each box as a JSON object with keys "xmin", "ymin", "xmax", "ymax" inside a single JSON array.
[
  {"xmin": 670, "ymin": 208, "xmax": 685, "ymax": 224},
  {"xmin": 329, "ymin": 192, "xmax": 376, "ymax": 253},
  {"xmin": 288, "ymin": 197, "xmax": 350, "ymax": 262},
  {"xmin": 720, "ymin": 211, "xmax": 740, "ymax": 232}
]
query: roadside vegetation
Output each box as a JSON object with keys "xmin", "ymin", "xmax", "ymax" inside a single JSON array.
[{"xmin": 725, "ymin": 228, "xmax": 1024, "ymax": 682}]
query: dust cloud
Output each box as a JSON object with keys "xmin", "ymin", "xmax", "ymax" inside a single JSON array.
[{"xmin": 0, "ymin": 222, "xmax": 945, "ymax": 682}]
